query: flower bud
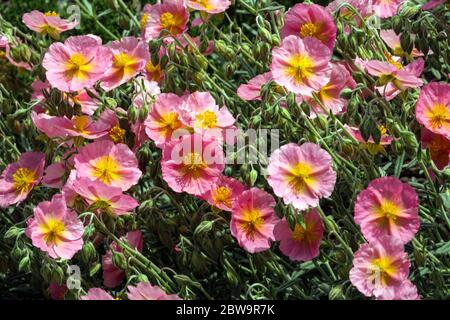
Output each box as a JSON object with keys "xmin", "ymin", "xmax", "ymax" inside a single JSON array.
[
  {"xmin": 329, "ymin": 284, "xmax": 345, "ymax": 300},
  {"xmin": 128, "ymin": 105, "xmax": 138, "ymax": 123},
  {"xmin": 112, "ymin": 250, "xmax": 127, "ymax": 270}
]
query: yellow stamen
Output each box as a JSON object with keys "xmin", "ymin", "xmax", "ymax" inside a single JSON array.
[
  {"xmin": 145, "ymin": 60, "xmax": 163, "ymax": 81},
  {"xmin": 140, "ymin": 13, "xmax": 149, "ymax": 29},
  {"xmin": 109, "ymin": 124, "xmax": 125, "ymax": 143},
  {"xmin": 285, "ymin": 54, "xmax": 314, "ymax": 84},
  {"xmin": 72, "ymin": 116, "xmax": 90, "ymax": 134},
  {"xmin": 190, "ymin": 0, "xmax": 214, "ymax": 10},
  {"xmin": 376, "ymin": 200, "xmax": 400, "ymax": 226},
  {"xmin": 12, "ymin": 167, "xmax": 37, "ymax": 194},
  {"xmin": 240, "ymin": 209, "xmax": 264, "ymax": 239},
  {"xmin": 426, "ymin": 104, "xmax": 449, "ymax": 129},
  {"xmin": 113, "ymin": 52, "xmax": 138, "ymax": 76},
  {"xmin": 65, "ymin": 53, "xmax": 92, "ymax": 80},
  {"xmin": 195, "ymin": 110, "xmax": 218, "ymax": 129},
  {"xmin": 40, "ymin": 218, "xmax": 65, "ymax": 246},
  {"xmin": 287, "ymin": 162, "xmax": 315, "ymax": 193},
  {"xmin": 182, "ymin": 152, "xmax": 206, "ymax": 176},
  {"xmin": 212, "ymin": 186, "xmax": 232, "ymax": 208},
  {"xmin": 44, "ymin": 11, "xmax": 59, "ymax": 16},
  {"xmin": 300, "ymin": 23, "xmax": 318, "ymax": 38},
  {"xmin": 92, "ymin": 156, "xmax": 120, "ymax": 185},
  {"xmin": 370, "ymin": 257, "xmax": 397, "ymax": 287},
  {"xmin": 157, "ymin": 112, "xmax": 182, "ymax": 138},
  {"xmin": 160, "ymin": 12, "xmax": 178, "ymax": 33}
]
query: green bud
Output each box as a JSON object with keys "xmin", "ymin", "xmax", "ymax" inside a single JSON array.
[
  {"xmin": 18, "ymin": 255, "xmax": 30, "ymax": 272},
  {"xmin": 89, "ymin": 263, "xmax": 101, "ymax": 277},
  {"xmin": 136, "ymin": 274, "xmax": 149, "ymax": 283},
  {"xmin": 248, "ymin": 169, "xmax": 258, "ymax": 186},
  {"xmin": 80, "ymin": 241, "xmax": 97, "ymax": 263},
  {"xmin": 128, "ymin": 105, "xmax": 138, "ymax": 123},
  {"xmin": 112, "ymin": 250, "xmax": 127, "ymax": 270},
  {"xmin": 194, "ymin": 220, "xmax": 214, "ymax": 236},
  {"xmin": 400, "ymin": 33, "xmax": 413, "ymax": 54},
  {"xmin": 329, "ymin": 284, "xmax": 345, "ymax": 300},
  {"xmin": 392, "ymin": 16, "xmax": 402, "ymax": 34},
  {"xmin": 105, "ymin": 97, "xmax": 117, "ymax": 108},
  {"xmin": 138, "ymin": 103, "xmax": 149, "ymax": 122},
  {"xmin": 258, "ymin": 27, "xmax": 272, "ymax": 43},
  {"xmin": 401, "ymin": 131, "xmax": 419, "ymax": 149}
]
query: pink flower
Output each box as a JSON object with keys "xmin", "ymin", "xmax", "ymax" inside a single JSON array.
[
  {"xmin": 344, "ymin": 124, "xmax": 394, "ymax": 155},
  {"xmin": 71, "ymin": 89, "xmax": 101, "ymax": 115},
  {"xmin": 42, "ymin": 162, "xmax": 66, "ymax": 188},
  {"xmin": 230, "ymin": 188, "xmax": 280, "ymax": 253},
  {"xmin": 144, "ymin": 93, "xmax": 187, "ymax": 147},
  {"xmin": 181, "ymin": 91, "xmax": 236, "ymax": 140},
  {"xmin": 186, "ymin": 0, "xmax": 231, "ymax": 14},
  {"xmin": 48, "ymin": 282, "xmax": 68, "ymax": 300},
  {"xmin": 144, "ymin": 49, "xmax": 165, "ymax": 83},
  {"xmin": 73, "ymin": 178, "xmax": 138, "ymax": 215},
  {"xmin": 380, "ymin": 30, "xmax": 423, "ymax": 58},
  {"xmin": 25, "ymin": 194, "xmax": 84, "ymax": 259},
  {"xmin": 0, "ymin": 36, "xmax": 32, "ymax": 70},
  {"xmin": 127, "ymin": 282, "xmax": 181, "ymax": 300},
  {"xmin": 365, "ymin": 59, "xmax": 424, "ymax": 101},
  {"xmin": 281, "ymin": 4, "xmax": 337, "ymax": 50},
  {"xmin": 270, "ymin": 35, "xmax": 332, "ymax": 96},
  {"xmin": 200, "ymin": 176, "xmax": 246, "ymax": 211},
  {"xmin": 74, "ymin": 140, "xmax": 142, "ymax": 191},
  {"xmin": 274, "ymin": 209, "xmax": 324, "ymax": 261},
  {"xmin": 22, "ymin": 10, "xmax": 78, "ymax": 39},
  {"xmin": 355, "ymin": 177, "xmax": 419, "ymax": 244},
  {"xmin": 421, "ymin": 127, "xmax": 450, "ymax": 169},
  {"xmin": 161, "ymin": 134, "xmax": 224, "ymax": 195},
  {"xmin": 349, "ymin": 236, "xmax": 411, "ymax": 298},
  {"xmin": 237, "ymin": 72, "xmax": 274, "ymax": 101},
  {"xmin": 42, "ymin": 35, "xmax": 112, "ymax": 92},
  {"xmin": 0, "ymin": 152, "xmax": 45, "ymax": 208},
  {"xmin": 32, "ymin": 112, "xmax": 110, "ymax": 139},
  {"xmin": 304, "ymin": 63, "xmax": 350, "ymax": 118},
  {"xmin": 80, "ymin": 288, "xmax": 114, "ymax": 300},
  {"xmin": 141, "ymin": 0, "xmax": 189, "ymax": 42},
  {"xmin": 267, "ymin": 143, "xmax": 336, "ymax": 211},
  {"xmin": 415, "ymin": 82, "xmax": 450, "ymax": 138},
  {"xmin": 377, "ymin": 280, "xmax": 420, "ymax": 300},
  {"xmin": 373, "ymin": 0, "xmax": 403, "ymax": 18},
  {"xmin": 96, "ymin": 109, "xmax": 126, "ymax": 144},
  {"xmin": 101, "ymin": 37, "xmax": 149, "ymax": 91},
  {"xmin": 102, "ymin": 231, "xmax": 143, "ymax": 288},
  {"xmin": 422, "ymin": 0, "xmax": 446, "ymax": 10}
]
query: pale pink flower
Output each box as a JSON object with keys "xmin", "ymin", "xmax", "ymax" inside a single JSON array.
[
  {"xmin": 42, "ymin": 35, "xmax": 112, "ymax": 92},
  {"xmin": 25, "ymin": 194, "xmax": 84, "ymax": 259},
  {"xmin": 0, "ymin": 36, "xmax": 32, "ymax": 70},
  {"xmin": 274, "ymin": 209, "xmax": 324, "ymax": 261},
  {"xmin": 42, "ymin": 162, "xmax": 66, "ymax": 189},
  {"xmin": 380, "ymin": 29, "xmax": 423, "ymax": 58},
  {"xmin": 200, "ymin": 176, "xmax": 246, "ymax": 211},
  {"xmin": 0, "ymin": 152, "xmax": 45, "ymax": 208},
  {"xmin": 373, "ymin": 0, "xmax": 403, "ymax": 18},
  {"xmin": 270, "ymin": 35, "xmax": 332, "ymax": 96},
  {"xmin": 80, "ymin": 288, "xmax": 114, "ymax": 300},
  {"xmin": 377, "ymin": 280, "xmax": 420, "ymax": 300},
  {"xmin": 230, "ymin": 188, "xmax": 280, "ymax": 253},
  {"xmin": 237, "ymin": 72, "xmax": 274, "ymax": 101},
  {"xmin": 267, "ymin": 143, "xmax": 336, "ymax": 211},
  {"xmin": 74, "ymin": 140, "xmax": 142, "ymax": 191},
  {"xmin": 281, "ymin": 3, "xmax": 337, "ymax": 50},
  {"xmin": 127, "ymin": 282, "xmax": 181, "ymax": 300},
  {"xmin": 344, "ymin": 124, "xmax": 394, "ymax": 155},
  {"xmin": 355, "ymin": 176, "xmax": 419, "ymax": 244},
  {"xmin": 161, "ymin": 134, "xmax": 224, "ymax": 195},
  {"xmin": 22, "ymin": 10, "xmax": 78, "ymax": 39},
  {"xmin": 186, "ymin": 0, "xmax": 231, "ymax": 14}
]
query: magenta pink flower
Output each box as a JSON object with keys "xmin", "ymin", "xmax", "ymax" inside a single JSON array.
[
  {"xmin": 22, "ymin": 10, "xmax": 78, "ymax": 39},
  {"xmin": 42, "ymin": 162, "xmax": 66, "ymax": 189},
  {"xmin": 80, "ymin": 288, "xmax": 114, "ymax": 300},
  {"xmin": 101, "ymin": 37, "xmax": 149, "ymax": 91},
  {"xmin": 72, "ymin": 178, "xmax": 139, "ymax": 215},
  {"xmin": 421, "ymin": 127, "xmax": 450, "ymax": 170},
  {"xmin": 42, "ymin": 35, "xmax": 112, "ymax": 92},
  {"xmin": 48, "ymin": 282, "xmax": 68, "ymax": 300},
  {"xmin": 141, "ymin": 0, "xmax": 189, "ymax": 42},
  {"xmin": 230, "ymin": 188, "xmax": 280, "ymax": 253},
  {"xmin": 0, "ymin": 36, "xmax": 32, "ymax": 70},
  {"xmin": 377, "ymin": 279, "xmax": 420, "ymax": 300},
  {"xmin": 96, "ymin": 109, "xmax": 126, "ymax": 144},
  {"xmin": 32, "ymin": 112, "xmax": 110, "ymax": 139},
  {"xmin": 144, "ymin": 93, "xmax": 187, "ymax": 148},
  {"xmin": 344, "ymin": 124, "xmax": 394, "ymax": 155},
  {"xmin": 281, "ymin": 3, "xmax": 337, "ymax": 50},
  {"xmin": 415, "ymin": 82, "xmax": 450, "ymax": 138},
  {"xmin": 161, "ymin": 134, "xmax": 224, "ymax": 195},
  {"xmin": 304, "ymin": 63, "xmax": 350, "ymax": 118},
  {"xmin": 274, "ymin": 209, "xmax": 324, "ymax": 261},
  {"xmin": 186, "ymin": 0, "xmax": 231, "ymax": 14},
  {"xmin": 25, "ymin": 194, "xmax": 84, "ymax": 259},
  {"xmin": 422, "ymin": 0, "xmax": 446, "ymax": 10},
  {"xmin": 127, "ymin": 282, "xmax": 181, "ymax": 300},
  {"xmin": 380, "ymin": 30, "xmax": 423, "ymax": 58},
  {"xmin": 0, "ymin": 152, "xmax": 45, "ymax": 208},
  {"xmin": 74, "ymin": 140, "xmax": 142, "ymax": 191},
  {"xmin": 355, "ymin": 177, "xmax": 419, "ymax": 244},
  {"xmin": 349, "ymin": 236, "xmax": 411, "ymax": 299},
  {"xmin": 237, "ymin": 72, "xmax": 273, "ymax": 101},
  {"xmin": 102, "ymin": 231, "xmax": 143, "ymax": 288},
  {"xmin": 373, "ymin": 0, "xmax": 403, "ymax": 18},
  {"xmin": 270, "ymin": 35, "xmax": 332, "ymax": 96},
  {"xmin": 200, "ymin": 176, "xmax": 246, "ymax": 211},
  {"xmin": 181, "ymin": 91, "xmax": 236, "ymax": 141},
  {"xmin": 267, "ymin": 143, "xmax": 336, "ymax": 211}
]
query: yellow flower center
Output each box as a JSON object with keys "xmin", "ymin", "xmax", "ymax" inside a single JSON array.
[
  {"xmin": 427, "ymin": 103, "xmax": 449, "ymax": 129},
  {"xmin": 65, "ymin": 53, "xmax": 92, "ymax": 80},
  {"xmin": 92, "ymin": 156, "xmax": 120, "ymax": 185},
  {"xmin": 40, "ymin": 217, "xmax": 65, "ymax": 246},
  {"xmin": 212, "ymin": 186, "xmax": 232, "ymax": 208},
  {"xmin": 300, "ymin": 23, "xmax": 318, "ymax": 38},
  {"xmin": 12, "ymin": 167, "xmax": 37, "ymax": 194},
  {"xmin": 285, "ymin": 54, "xmax": 314, "ymax": 84},
  {"xmin": 44, "ymin": 11, "xmax": 59, "ymax": 16},
  {"xmin": 113, "ymin": 52, "xmax": 137, "ymax": 76},
  {"xmin": 140, "ymin": 13, "xmax": 149, "ymax": 29},
  {"xmin": 182, "ymin": 152, "xmax": 206, "ymax": 174},
  {"xmin": 386, "ymin": 53, "xmax": 403, "ymax": 70},
  {"xmin": 376, "ymin": 200, "xmax": 400, "ymax": 225},
  {"xmin": 160, "ymin": 12, "xmax": 177, "ymax": 32},
  {"xmin": 109, "ymin": 124, "xmax": 125, "ymax": 143},
  {"xmin": 190, "ymin": 0, "xmax": 214, "ymax": 10},
  {"xmin": 378, "ymin": 124, "xmax": 387, "ymax": 136},
  {"xmin": 195, "ymin": 110, "xmax": 218, "ymax": 129},
  {"xmin": 158, "ymin": 112, "xmax": 182, "ymax": 138},
  {"xmin": 0, "ymin": 50, "xmax": 6, "ymax": 59},
  {"xmin": 145, "ymin": 60, "xmax": 162, "ymax": 81},
  {"xmin": 288, "ymin": 162, "xmax": 315, "ymax": 193},
  {"xmin": 370, "ymin": 257, "xmax": 397, "ymax": 287},
  {"xmin": 72, "ymin": 116, "xmax": 90, "ymax": 134},
  {"xmin": 241, "ymin": 209, "xmax": 264, "ymax": 239}
]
